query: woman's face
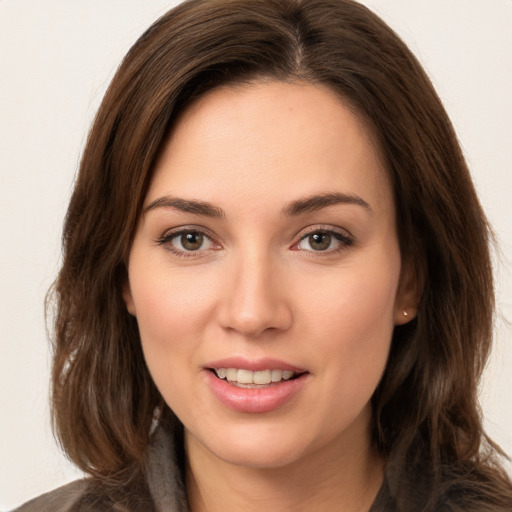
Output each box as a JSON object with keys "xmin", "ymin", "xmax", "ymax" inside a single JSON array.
[{"xmin": 124, "ymin": 81, "xmax": 415, "ymax": 469}]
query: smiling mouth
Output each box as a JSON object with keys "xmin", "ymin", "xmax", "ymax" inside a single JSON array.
[{"xmin": 211, "ymin": 368, "xmax": 305, "ymax": 388}]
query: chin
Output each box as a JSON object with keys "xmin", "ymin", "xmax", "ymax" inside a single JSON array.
[
  {"xmin": 186, "ymin": 418, "xmax": 335, "ymax": 471},
  {"xmin": 212, "ymin": 438, "xmax": 310, "ymax": 469}
]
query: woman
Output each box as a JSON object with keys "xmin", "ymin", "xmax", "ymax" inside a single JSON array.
[{"xmin": 16, "ymin": 0, "xmax": 512, "ymax": 510}]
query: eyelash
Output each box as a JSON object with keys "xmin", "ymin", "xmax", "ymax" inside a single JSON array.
[
  {"xmin": 293, "ymin": 226, "xmax": 354, "ymax": 255},
  {"xmin": 156, "ymin": 225, "xmax": 354, "ymax": 258},
  {"xmin": 156, "ymin": 226, "xmax": 219, "ymax": 259}
]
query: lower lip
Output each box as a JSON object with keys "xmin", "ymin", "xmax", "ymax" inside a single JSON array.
[{"xmin": 204, "ymin": 370, "xmax": 308, "ymax": 413}]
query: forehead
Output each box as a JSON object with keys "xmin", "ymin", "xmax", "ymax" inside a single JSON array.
[{"xmin": 148, "ymin": 81, "xmax": 392, "ymax": 215}]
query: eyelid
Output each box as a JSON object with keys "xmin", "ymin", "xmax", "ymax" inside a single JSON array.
[
  {"xmin": 294, "ymin": 224, "xmax": 353, "ymax": 241},
  {"xmin": 155, "ymin": 225, "xmax": 222, "ymax": 256},
  {"xmin": 291, "ymin": 224, "xmax": 354, "ymax": 252}
]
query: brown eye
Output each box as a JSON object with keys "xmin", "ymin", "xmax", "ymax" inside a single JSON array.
[
  {"xmin": 295, "ymin": 229, "xmax": 353, "ymax": 253},
  {"xmin": 308, "ymin": 232, "xmax": 332, "ymax": 251},
  {"xmin": 180, "ymin": 232, "xmax": 204, "ymax": 251},
  {"xmin": 157, "ymin": 228, "xmax": 219, "ymax": 257}
]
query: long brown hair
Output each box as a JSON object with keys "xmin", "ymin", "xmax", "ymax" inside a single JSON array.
[{"xmin": 50, "ymin": 0, "xmax": 511, "ymax": 506}]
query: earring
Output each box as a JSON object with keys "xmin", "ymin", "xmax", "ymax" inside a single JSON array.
[{"xmin": 403, "ymin": 310, "xmax": 408, "ymax": 317}]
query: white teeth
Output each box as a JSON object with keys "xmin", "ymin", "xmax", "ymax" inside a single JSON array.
[
  {"xmin": 271, "ymin": 369, "xmax": 283, "ymax": 382},
  {"xmin": 237, "ymin": 369, "xmax": 253, "ymax": 384},
  {"xmin": 226, "ymin": 368, "xmax": 237, "ymax": 381},
  {"xmin": 216, "ymin": 368, "xmax": 227, "ymax": 379},
  {"xmin": 214, "ymin": 367, "xmax": 298, "ymax": 385},
  {"xmin": 253, "ymin": 370, "xmax": 272, "ymax": 385}
]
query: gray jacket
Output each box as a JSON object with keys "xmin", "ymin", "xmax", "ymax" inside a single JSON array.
[
  {"xmin": 14, "ymin": 423, "xmax": 188, "ymax": 512},
  {"xmin": 14, "ymin": 423, "xmax": 496, "ymax": 512}
]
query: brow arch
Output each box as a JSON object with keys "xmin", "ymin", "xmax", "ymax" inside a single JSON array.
[{"xmin": 282, "ymin": 192, "xmax": 372, "ymax": 216}]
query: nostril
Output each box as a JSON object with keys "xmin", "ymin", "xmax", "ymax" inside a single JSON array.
[{"xmin": 216, "ymin": 277, "xmax": 293, "ymax": 337}]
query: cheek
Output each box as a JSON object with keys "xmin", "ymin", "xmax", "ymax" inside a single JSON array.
[
  {"xmin": 305, "ymin": 257, "xmax": 399, "ymax": 331},
  {"xmin": 127, "ymin": 263, "xmax": 218, "ymax": 383},
  {"xmin": 302, "ymin": 254, "xmax": 400, "ymax": 385},
  {"xmin": 131, "ymin": 262, "xmax": 214, "ymax": 330},
  {"xmin": 297, "ymin": 274, "xmax": 397, "ymax": 450}
]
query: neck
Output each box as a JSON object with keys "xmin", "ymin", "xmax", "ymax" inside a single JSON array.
[{"xmin": 185, "ymin": 418, "xmax": 384, "ymax": 512}]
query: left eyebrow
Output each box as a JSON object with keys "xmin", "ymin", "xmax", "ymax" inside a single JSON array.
[
  {"xmin": 144, "ymin": 196, "xmax": 225, "ymax": 218},
  {"xmin": 282, "ymin": 192, "xmax": 373, "ymax": 216}
]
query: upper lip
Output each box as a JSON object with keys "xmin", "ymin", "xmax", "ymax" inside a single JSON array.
[{"xmin": 204, "ymin": 357, "xmax": 307, "ymax": 373}]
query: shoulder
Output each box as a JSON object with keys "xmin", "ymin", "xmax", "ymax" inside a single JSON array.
[
  {"xmin": 433, "ymin": 474, "xmax": 512, "ymax": 512},
  {"xmin": 13, "ymin": 421, "xmax": 186, "ymax": 512},
  {"xmin": 384, "ymin": 451, "xmax": 512, "ymax": 511},
  {"xmin": 13, "ymin": 479, "xmax": 93, "ymax": 512},
  {"xmin": 13, "ymin": 476, "xmax": 157, "ymax": 512},
  {"xmin": 423, "ymin": 460, "xmax": 512, "ymax": 512}
]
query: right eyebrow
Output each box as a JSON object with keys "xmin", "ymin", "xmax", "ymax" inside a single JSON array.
[
  {"xmin": 282, "ymin": 192, "xmax": 373, "ymax": 216},
  {"xmin": 144, "ymin": 195, "xmax": 225, "ymax": 219}
]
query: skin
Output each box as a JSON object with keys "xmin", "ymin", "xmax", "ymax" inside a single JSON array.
[{"xmin": 124, "ymin": 81, "xmax": 418, "ymax": 511}]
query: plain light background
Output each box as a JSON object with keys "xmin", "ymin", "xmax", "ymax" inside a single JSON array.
[{"xmin": 1, "ymin": 0, "xmax": 511, "ymax": 509}]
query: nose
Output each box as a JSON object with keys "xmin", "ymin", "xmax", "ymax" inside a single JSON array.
[{"xmin": 217, "ymin": 251, "xmax": 293, "ymax": 338}]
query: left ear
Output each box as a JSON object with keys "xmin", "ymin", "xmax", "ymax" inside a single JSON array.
[
  {"xmin": 122, "ymin": 278, "xmax": 137, "ymax": 317},
  {"xmin": 394, "ymin": 259, "xmax": 423, "ymax": 325}
]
